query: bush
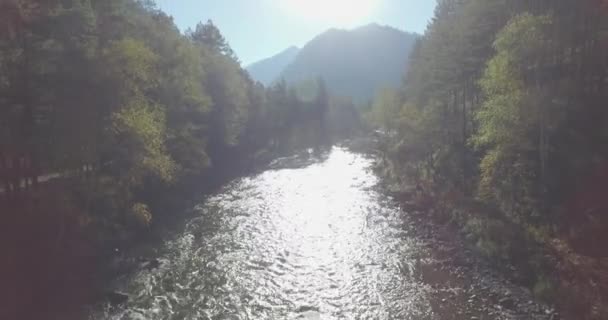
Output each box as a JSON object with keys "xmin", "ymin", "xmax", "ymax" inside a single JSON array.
[{"xmin": 130, "ymin": 202, "xmax": 152, "ymax": 227}]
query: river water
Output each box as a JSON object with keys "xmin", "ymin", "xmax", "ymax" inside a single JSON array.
[{"xmin": 92, "ymin": 147, "xmax": 554, "ymax": 320}]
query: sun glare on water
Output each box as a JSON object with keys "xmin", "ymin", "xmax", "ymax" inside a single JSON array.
[{"xmin": 281, "ymin": 0, "xmax": 379, "ymax": 26}]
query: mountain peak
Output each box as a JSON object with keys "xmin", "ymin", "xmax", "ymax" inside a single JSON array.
[
  {"xmin": 281, "ymin": 25, "xmax": 418, "ymax": 102},
  {"xmin": 246, "ymin": 46, "xmax": 300, "ymax": 85},
  {"xmin": 247, "ymin": 25, "xmax": 419, "ymax": 102},
  {"xmin": 354, "ymin": 23, "xmax": 411, "ymax": 35},
  {"xmin": 284, "ymin": 45, "xmax": 299, "ymax": 52},
  {"xmin": 357, "ymin": 22, "xmax": 382, "ymax": 29}
]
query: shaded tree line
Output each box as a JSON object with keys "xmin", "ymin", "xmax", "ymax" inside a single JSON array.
[
  {"xmin": 0, "ymin": 1, "xmax": 357, "ymax": 317},
  {"xmin": 370, "ymin": 0, "xmax": 608, "ymax": 317},
  {"xmin": 0, "ymin": 0, "xmax": 338, "ymax": 224}
]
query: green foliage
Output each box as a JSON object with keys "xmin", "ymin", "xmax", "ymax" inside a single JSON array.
[
  {"xmin": 111, "ymin": 101, "xmax": 175, "ymax": 185},
  {"xmin": 473, "ymin": 13, "xmax": 554, "ymax": 219},
  {"xmin": 373, "ymin": 0, "xmax": 608, "ymax": 314},
  {"xmin": 0, "ymin": 0, "xmax": 348, "ymax": 249},
  {"xmin": 129, "ymin": 202, "xmax": 153, "ymax": 227},
  {"xmin": 104, "ymin": 38, "xmax": 159, "ymax": 97},
  {"xmin": 203, "ymin": 50, "xmax": 250, "ymax": 147},
  {"xmin": 368, "ymin": 88, "xmax": 401, "ymax": 131},
  {"xmin": 188, "ymin": 20, "xmax": 238, "ymax": 62}
]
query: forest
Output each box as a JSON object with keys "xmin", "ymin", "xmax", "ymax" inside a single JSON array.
[
  {"xmin": 2, "ymin": 0, "xmax": 608, "ymax": 319},
  {"xmin": 368, "ymin": 0, "xmax": 608, "ymax": 317},
  {"xmin": 0, "ymin": 0, "xmax": 361, "ymax": 317}
]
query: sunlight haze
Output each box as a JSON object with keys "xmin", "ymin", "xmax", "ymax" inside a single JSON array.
[
  {"xmin": 3, "ymin": 0, "xmax": 606, "ymax": 319},
  {"xmin": 279, "ymin": 0, "xmax": 380, "ymax": 26},
  {"xmin": 153, "ymin": 0, "xmax": 436, "ymax": 65}
]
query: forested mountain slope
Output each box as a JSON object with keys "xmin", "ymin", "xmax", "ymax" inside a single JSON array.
[
  {"xmin": 280, "ymin": 24, "xmax": 418, "ymax": 103},
  {"xmin": 246, "ymin": 46, "xmax": 299, "ymax": 86},
  {"xmin": 369, "ymin": 0, "xmax": 608, "ymax": 318},
  {"xmin": 0, "ymin": 1, "xmax": 352, "ymax": 318}
]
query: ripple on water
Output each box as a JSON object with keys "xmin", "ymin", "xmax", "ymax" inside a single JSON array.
[{"xmin": 92, "ymin": 147, "xmax": 551, "ymax": 320}]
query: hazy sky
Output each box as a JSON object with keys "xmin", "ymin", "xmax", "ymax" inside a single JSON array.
[{"xmin": 154, "ymin": 0, "xmax": 437, "ymax": 65}]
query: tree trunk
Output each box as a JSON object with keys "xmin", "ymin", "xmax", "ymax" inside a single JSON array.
[
  {"xmin": 462, "ymin": 80, "xmax": 468, "ymax": 190},
  {"xmin": 536, "ymin": 61, "xmax": 547, "ymax": 216}
]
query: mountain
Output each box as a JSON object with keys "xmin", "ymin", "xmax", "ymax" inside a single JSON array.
[
  {"xmin": 246, "ymin": 46, "xmax": 300, "ymax": 86},
  {"xmin": 281, "ymin": 24, "xmax": 419, "ymax": 103}
]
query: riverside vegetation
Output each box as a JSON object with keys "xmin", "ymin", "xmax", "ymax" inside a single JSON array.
[
  {"xmin": 367, "ymin": 0, "xmax": 608, "ymax": 318},
  {"xmin": 0, "ymin": 1, "xmax": 360, "ymax": 318},
  {"xmin": 2, "ymin": 0, "xmax": 607, "ymax": 319}
]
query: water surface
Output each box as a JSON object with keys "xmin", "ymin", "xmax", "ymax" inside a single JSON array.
[{"xmin": 94, "ymin": 147, "xmax": 551, "ymax": 319}]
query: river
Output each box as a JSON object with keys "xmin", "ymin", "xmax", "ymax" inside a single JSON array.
[{"xmin": 92, "ymin": 147, "xmax": 554, "ymax": 319}]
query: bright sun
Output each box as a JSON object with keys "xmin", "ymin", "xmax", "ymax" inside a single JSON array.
[{"xmin": 281, "ymin": 0, "xmax": 379, "ymax": 26}]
